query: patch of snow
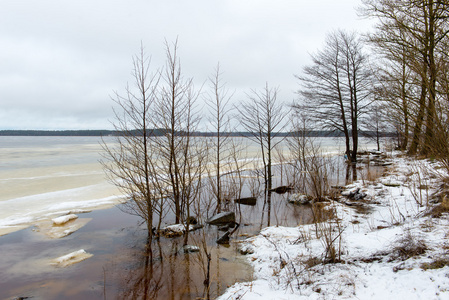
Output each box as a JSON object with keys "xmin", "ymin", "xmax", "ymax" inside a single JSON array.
[
  {"xmin": 159, "ymin": 224, "xmax": 196, "ymax": 237},
  {"xmin": 218, "ymin": 153, "xmax": 449, "ymax": 299},
  {"xmin": 288, "ymin": 193, "xmax": 312, "ymax": 205},
  {"xmin": 381, "ymin": 178, "xmax": 402, "ymax": 187},
  {"xmin": 183, "ymin": 245, "xmax": 200, "ymax": 253},
  {"xmin": 163, "ymin": 224, "xmax": 195, "ymax": 232},
  {"xmin": 38, "ymin": 217, "xmax": 91, "ymax": 239}
]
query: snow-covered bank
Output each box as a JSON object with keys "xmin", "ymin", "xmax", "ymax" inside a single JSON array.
[{"xmin": 218, "ymin": 153, "xmax": 449, "ymax": 299}]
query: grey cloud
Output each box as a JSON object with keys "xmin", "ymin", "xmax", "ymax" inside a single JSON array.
[{"xmin": 0, "ymin": 0, "xmax": 373, "ymax": 130}]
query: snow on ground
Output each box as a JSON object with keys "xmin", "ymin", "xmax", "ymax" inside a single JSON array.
[
  {"xmin": 159, "ymin": 224, "xmax": 199, "ymax": 238},
  {"xmin": 218, "ymin": 153, "xmax": 449, "ymax": 299}
]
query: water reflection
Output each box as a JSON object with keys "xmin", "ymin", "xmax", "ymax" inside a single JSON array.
[
  {"xmin": 118, "ymin": 240, "xmax": 164, "ymax": 299},
  {"xmin": 0, "ymin": 158, "xmax": 384, "ymax": 299},
  {"xmin": 107, "ymin": 186, "xmax": 313, "ymax": 299},
  {"xmin": 110, "ymin": 225, "xmax": 254, "ymax": 300}
]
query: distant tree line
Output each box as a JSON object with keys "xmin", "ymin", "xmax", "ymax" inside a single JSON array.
[
  {"xmin": 0, "ymin": 129, "xmax": 395, "ymax": 137},
  {"xmin": 0, "ymin": 130, "xmax": 117, "ymax": 136}
]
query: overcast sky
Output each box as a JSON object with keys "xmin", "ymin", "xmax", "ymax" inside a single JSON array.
[{"xmin": 0, "ymin": 0, "xmax": 374, "ymax": 130}]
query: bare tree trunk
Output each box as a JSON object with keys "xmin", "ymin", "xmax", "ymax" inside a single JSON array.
[
  {"xmin": 400, "ymin": 59, "xmax": 410, "ymax": 150},
  {"xmin": 409, "ymin": 74, "xmax": 427, "ymax": 155},
  {"xmin": 423, "ymin": 0, "xmax": 437, "ymax": 155},
  {"xmin": 205, "ymin": 64, "xmax": 233, "ymax": 213},
  {"xmin": 101, "ymin": 45, "xmax": 160, "ymax": 250}
]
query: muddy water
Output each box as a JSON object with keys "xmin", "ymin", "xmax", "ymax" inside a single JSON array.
[{"xmin": 0, "ymin": 191, "xmax": 315, "ymax": 299}]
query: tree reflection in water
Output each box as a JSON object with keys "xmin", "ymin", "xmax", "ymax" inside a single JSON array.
[
  {"xmin": 110, "ymin": 225, "xmax": 254, "ymax": 300},
  {"xmin": 106, "ymin": 191, "xmax": 308, "ymax": 299},
  {"xmin": 106, "ymin": 162, "xmax": 381, "ymax": 299},
  {"xmin": 118, "ymin": 239, "xmax": 164, "ymax": 299}
]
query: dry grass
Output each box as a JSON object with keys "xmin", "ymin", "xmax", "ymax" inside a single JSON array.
[
  {"xmin": 421, "ymin": 258, "xmax": 449, "ymax": 270},
  {"xmin": 427, "ymin": 195, "xmax": 449, "ymax": 218},
  {"xmin": 311, "ymin": 202, "xmax": 335, "ymax": 223},
  {"xmin": 303, "ymin": 256, "xmax": 322, "ymax": 269},
  {"xmin": 391, "ymin": 230, "xmax": 427, "ymax": 261}
]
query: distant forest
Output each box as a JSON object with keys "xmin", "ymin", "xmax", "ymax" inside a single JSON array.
[{"xmin": 0, "ymin": 129, "xmax": 396, "ymax": 138}]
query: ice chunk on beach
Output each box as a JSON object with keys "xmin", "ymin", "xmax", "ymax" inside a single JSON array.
[
  {"xmin": 51, "ymin": 249, "xmax": 93, "ymax": 267},
  {"xmin": 52, "ymin": 214, "xmax": 78, "ymax": 225}
]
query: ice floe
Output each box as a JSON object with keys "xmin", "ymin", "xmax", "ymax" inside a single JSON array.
[{"xmin": 51, "ymin": 249, "xmax": 93, "ymax": 267}]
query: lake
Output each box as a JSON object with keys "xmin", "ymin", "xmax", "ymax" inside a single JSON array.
[{"xmin": 0, "ymin": 135, "xmax": 379, "ymax": 299}]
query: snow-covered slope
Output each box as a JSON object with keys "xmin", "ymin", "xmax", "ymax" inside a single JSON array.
[{"xmin": 219, "ymin": 153, "xmax": 449, "ymax": 299}]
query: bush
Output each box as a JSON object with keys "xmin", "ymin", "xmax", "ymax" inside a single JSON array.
[{"xmin": 391, "ymin": 230, "xmax": 427, "ymax": 261}]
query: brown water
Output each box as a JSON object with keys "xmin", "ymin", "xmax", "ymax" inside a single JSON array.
[
  {"xmin": 0, "ymin": 136, "xmax": 381, "ymax": 299},
  {"xmin": 0, "ymin": 190, "xmax": 315, "ymax": 300}
]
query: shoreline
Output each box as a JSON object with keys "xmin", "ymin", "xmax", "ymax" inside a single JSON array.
[{"xmin": 218, "ymin": 152, "xmax": 449, "ymax": 299}]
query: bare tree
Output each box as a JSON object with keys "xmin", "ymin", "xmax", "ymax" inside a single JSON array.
[
  {"xmin": 237, "ymin": 83, "xmax": 287, "ymax": 191},
  {"xmin": 370, "ymin": 46, "xmax": 415, "ymax": 150},
  {"xmin": 101, "ymin": 46, "xmax": 161, "ymax": 256},
  {"xmin": 288, "ymin": 105, "xmax": 318, "ymax": 193},
  {"xmin": 296, "ymin": 30, "xmax": 373, "ymax": 163},
  {"xmin": 205, "ymin": 63, "xmax": 234, "ymax": 213},
  {"xmin": 296, "ymin": 32, "xmax": 350, "ymax": 160},
  {"xmin": 340, "ymin": 31, "xmax": 374, "ymax": 161},
  {"xmin": 103, "ymin": 39, "xmax": 205, "ymax": 251},
  {"xmin": 362, "ymin": 102, "xmax": 389, "ymax": 151},
  {"xmin": 289, "ymin": 105, "xmax": 336, "ymax": 200},
  {"xmin": 361, "ymin": 0, "xmax": 449, "ymax": 155},
  {"xmin": 150, "ymin": 39, "xmax": 203, "ymax": 230}
]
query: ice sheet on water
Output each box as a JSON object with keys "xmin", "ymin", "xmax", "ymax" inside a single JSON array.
[
  {"xmin": 0, "ymin": 192, "xmax": 124, "ymax": 236},
  {"xmin": 51, "ymin": 249, "xmax": 93, "ymax": 267},
  {"xmin": 52, "ymin": 214, "xmax": 78, "ymax": 225}
]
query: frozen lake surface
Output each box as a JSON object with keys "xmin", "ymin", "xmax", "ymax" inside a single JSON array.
[
  {"xmin": 0, "ymin": 135, "xmax": 377, "ymax": 235},
  {"xmin": 0, "ymin": 136, "xmax": 122, "ymax": 235}
]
